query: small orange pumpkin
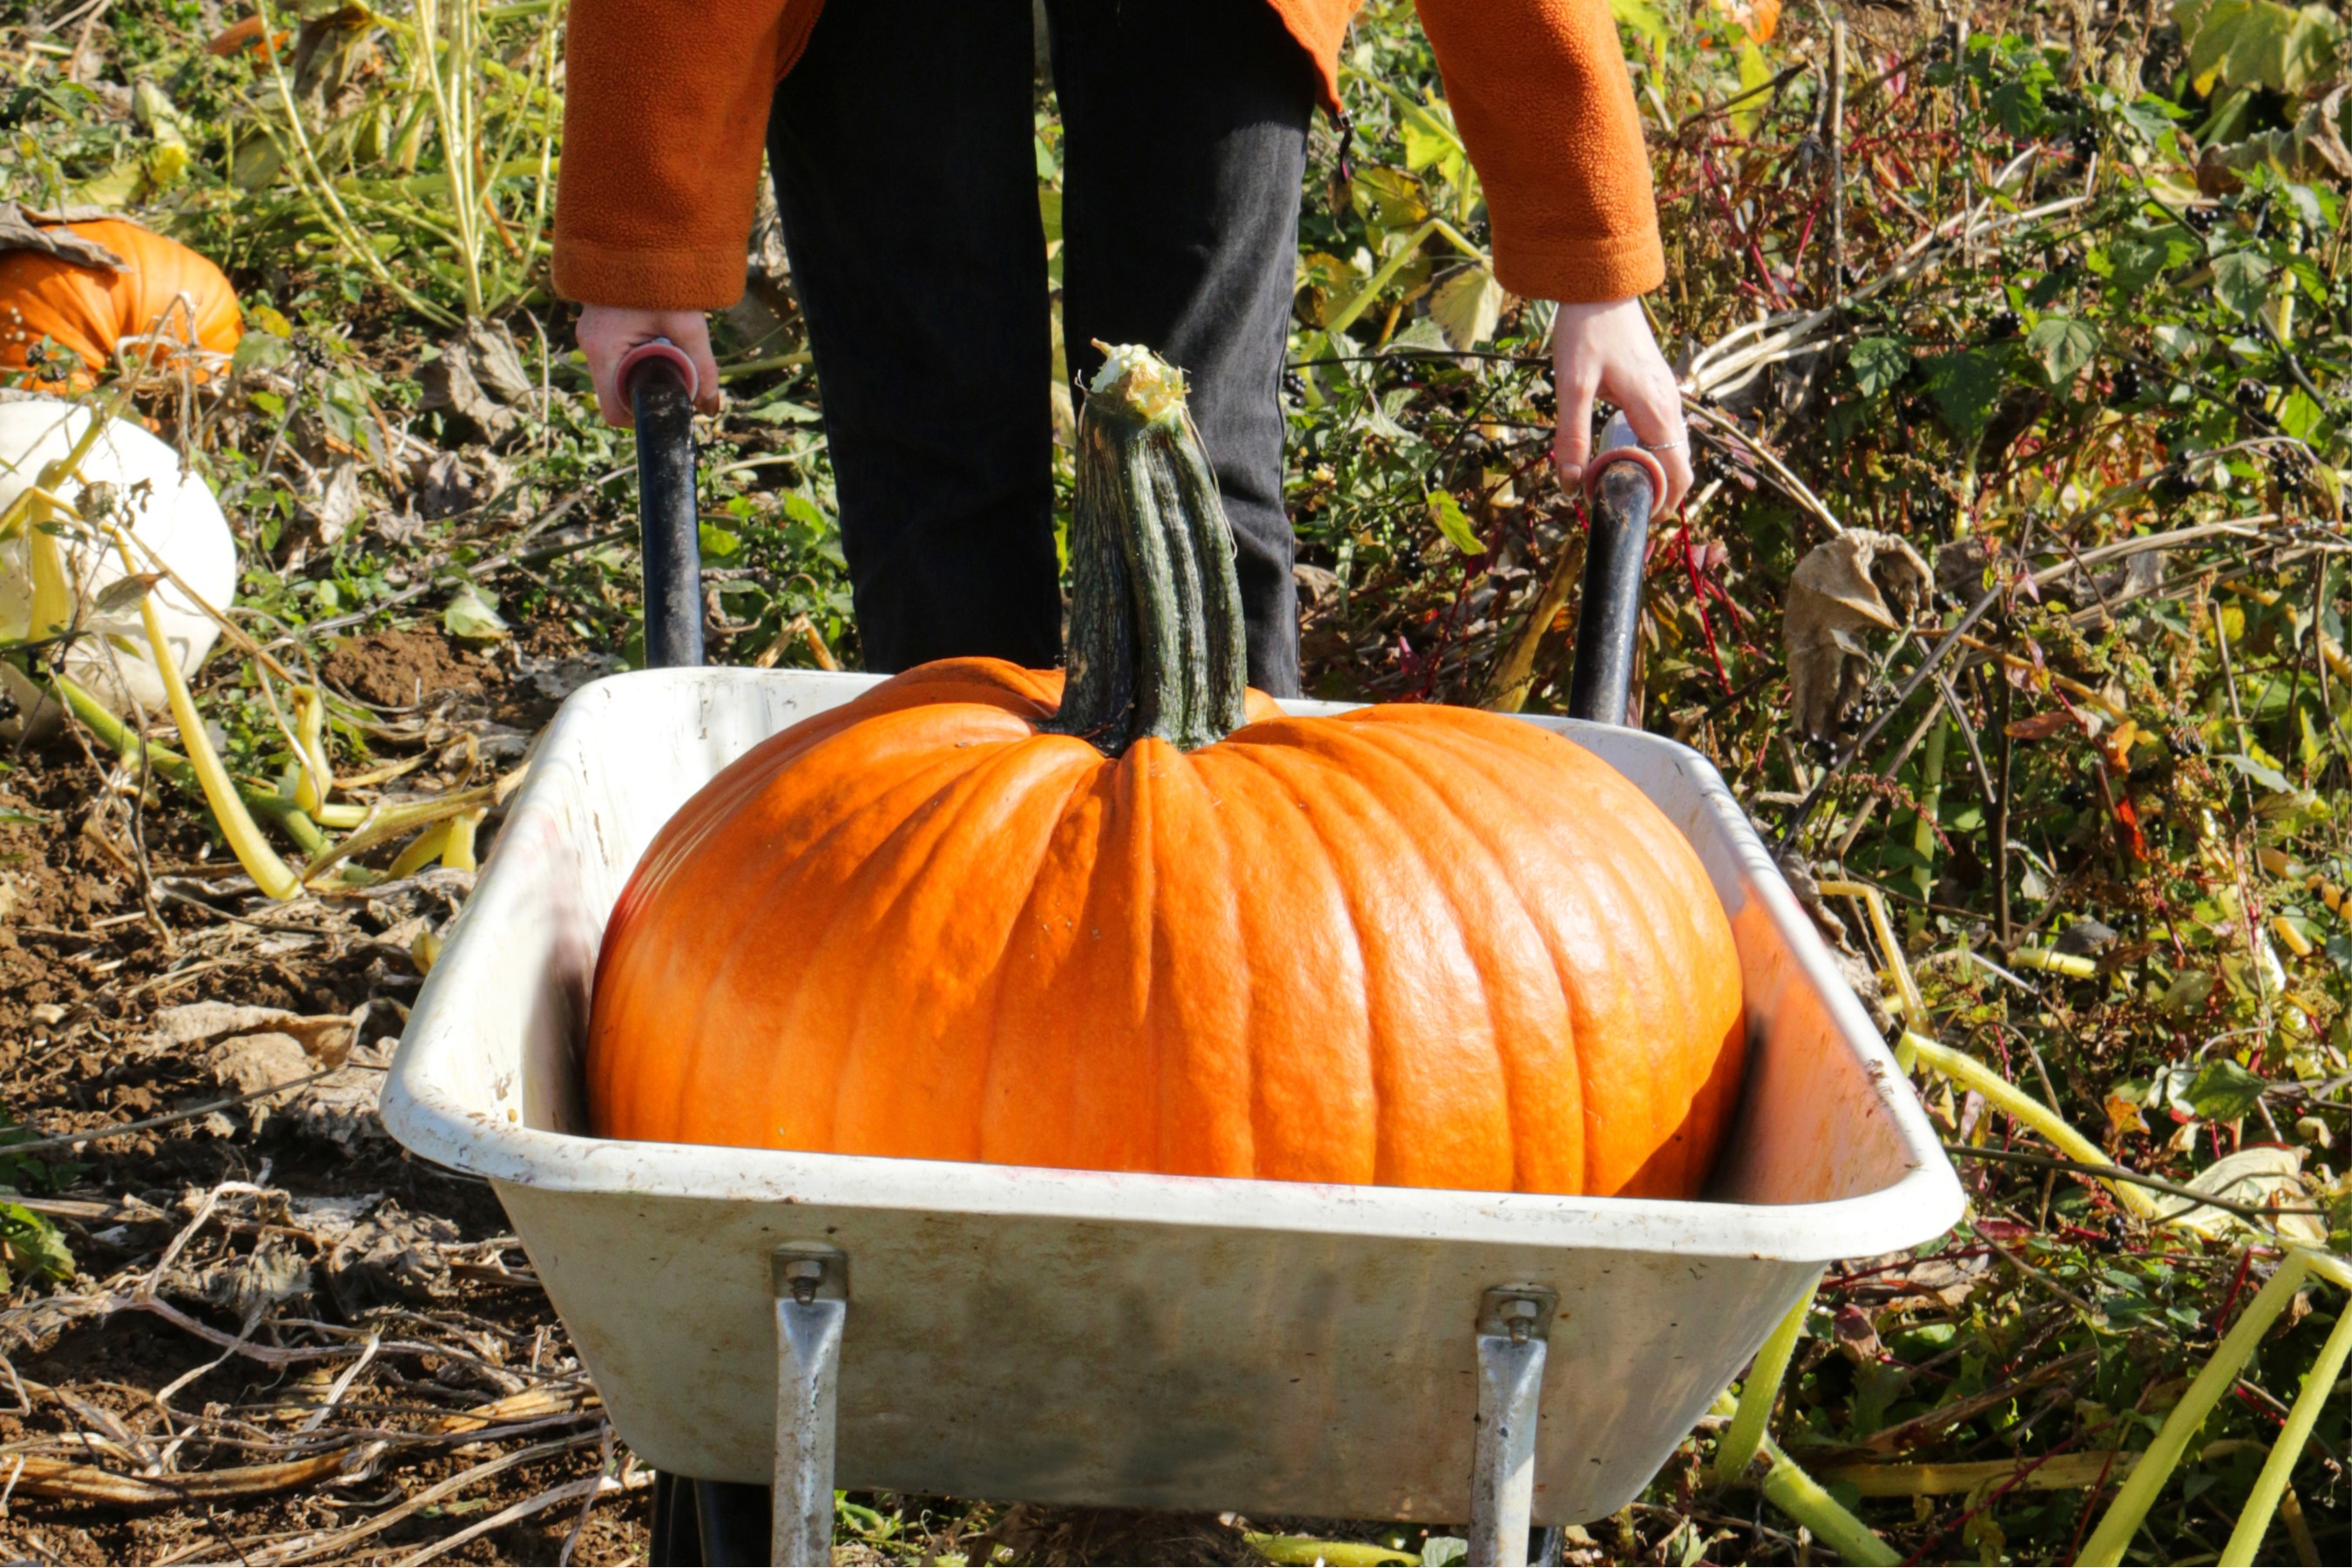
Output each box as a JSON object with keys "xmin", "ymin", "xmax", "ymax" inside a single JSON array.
[
  {"xmin": 587, "ymin": 348, "xmax": 1746, "ymax": 1199},
  {"xmin": 0, "ymin": 219, "xmax": 243, "ymax": 390}
]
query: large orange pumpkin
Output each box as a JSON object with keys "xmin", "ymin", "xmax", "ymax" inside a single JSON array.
[
  {"xmin": 587, "ymin": 348, "xmax": 1746, "ymax": 1198},
  {"xmin": 0, "ymin": 219, "xmax": 243, "ymax": 390}
]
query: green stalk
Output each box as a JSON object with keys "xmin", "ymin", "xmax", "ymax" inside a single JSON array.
[
  {"xmin": 1909, "ymin": 719, "xmax": 1947, "ymax": 922},
  {"xmin": 1048, "ymin": 344, "xmax": 1247, "ymax": 756},
  {"xmin": 1713, "ymin": 1280, "xmax": 1819, "ymax": 1484},
  {"xmin": 1903, "ymin": 1032, "xmax": 2162, "ymax": 1220},
  {"xmin": 2079, "ymin": 1255, "xmax": 2313, "ymax": 1565},
  {"xmin": 2219, "ymin": 1295, "xmax": 2352, "ymax": 1566},
  {"xmin": 1320, "ymin": 217, "xmax": 1489, "ymax": 337},
  {"xmin": 1244, "ymin": 1537, "xmax": 1414, "ymax": 1567},
  {"xmin": 135, "ymin": 593, "xmax": 301, "ymax": 899},
  {"xmin": 1759, "ymin": 1440, "xmax": 1902, "ymax": 1566}
]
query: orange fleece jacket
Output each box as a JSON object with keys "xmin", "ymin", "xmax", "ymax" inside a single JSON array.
[{"xmin": 551, "ymin": 1, "xmax": 1664, "ymax": 312}]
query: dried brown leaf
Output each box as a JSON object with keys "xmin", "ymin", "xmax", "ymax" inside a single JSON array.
[{"xmin": 1785, "ymin": 531, "xmax": 1932, "ymax": 743}]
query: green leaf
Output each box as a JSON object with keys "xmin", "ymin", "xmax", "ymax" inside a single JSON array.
[
  {"xmin": 2220, "ymin": 751, "xmax": 2291, "ymax": 791},
  {"xmin": 1425, "ymin": 490, "xmax": 1484, "ymax": 554},
  {"xmin": 2105, "ymin": 226, "xmax": 2199, "ymax": 294},
  {"xmin": 233, "ymin": 331, "xmax": 292, "ymax": 375},
  {"xmin": 1849, "ymin": 336, "xmax": 1911, "ymax": 398},
  {"xmin": 1732, "ymin": 41, "xmax": 1774, "ymax": 138},
  {"xmin": 441, "ymin": 582, "xmax": 509, "ymax": 641},
  {"xmin": 0, "ymin": 1202, "xmax": 74, "ymax": 1286},
  {"xmin": 1609, "ymin": 0, "xmax": 1669, "ymax": 56},
  {"xmin": 2185, "ymin": 1058, "xmax": 2268, "ymax": 1121},
  {"xmin": 2026, "ymin": 316, "xmax": 2099, "ymax": 387},
  {"xmin": 1396, "ymin": 96, "xmax": 1464, "ymax": 182},
  {"xmin": 2277, "ymin": 387, "xmax": 2323, "ymax": 440},
  {"xmin": 2212, "ymin": 251, "xmax": 2275, "ymax": 318},
  {"xmin": 1924, "ymin": 349, "xmax": 2005, "ymax": 443},
  {"xmin": 698, "ymin": 522, "xmax": 742, "ymax": 560}
]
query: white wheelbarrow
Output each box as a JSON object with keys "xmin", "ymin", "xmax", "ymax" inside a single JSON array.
[{"xmin": 382, "ymin": 362, "xmax": 1963, "ymax": 1565}]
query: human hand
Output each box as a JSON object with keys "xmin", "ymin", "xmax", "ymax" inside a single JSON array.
[
  {"xmin": 1550, "ymin": 296, "xmax": 1692, "ymax": 516},
  {"xmin": 577, "ymin": 304, "xmax": 724, "ymax": 427}
]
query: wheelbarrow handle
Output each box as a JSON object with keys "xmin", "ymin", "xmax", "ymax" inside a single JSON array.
[
  {"xmin": 1565, "ymin": 412, "xmax": 1666, "ymax": 728},
  {"xmin": 625, "ymin": 339, "xmax": 706, "ymax": 670}
]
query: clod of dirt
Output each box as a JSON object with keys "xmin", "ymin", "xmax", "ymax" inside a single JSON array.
[
  {"xmin": 1784, "ymin": 530, "xmax": 1931, "ymax": 745},
  {"xmin": 168, "ymin": 1233, "xmax": 314, "ymax": 1323},
  {"xmin": 151, "ymin": 999, "xmax": 358, "ymax": 1064},
  {"xmin": 323, "ymin": 1198, "xmax": 460, "ymax": 1315},
  {"xmin": 205, "ymin": 1033, "xmax": 391, "ymax": 1146},
  {"xmin": 322, "ymin": 627, "xmax": 485, "ymax": 709},
  {"xmin": 517, "ymin": 648, "xmax": 622, "ymax": 703}
]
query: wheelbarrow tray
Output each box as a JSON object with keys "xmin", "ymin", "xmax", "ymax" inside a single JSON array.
[{"xmin": 383, "ymin": 668, "xmax": 1960, "ymax": 1526}]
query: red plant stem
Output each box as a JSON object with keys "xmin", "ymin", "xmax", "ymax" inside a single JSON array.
[
  {"xmin": 2213, "ymin": 1247, "xmax": 2256, "ymax": 1327},
  {"xmin": 1678, "ymin": 521, "xmax": 1734, "ymax": 694}
]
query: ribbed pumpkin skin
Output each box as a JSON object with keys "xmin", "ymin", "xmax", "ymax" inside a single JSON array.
[
  {"xmin": 0, "ymin": 220, "xmax": 243, "ymax": 389},
  {"xmin": 586, "ymin": 659, "xmax": 1747, "ymax": 1199}
]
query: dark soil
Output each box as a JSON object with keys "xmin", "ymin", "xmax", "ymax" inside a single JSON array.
[
  {"xmin": 1, "ymin": 621, "xmax": 653, "ymax": 1566},
  {"xmin": 321, "ymin": 630, "xmax": 494, "ymax": 713}
]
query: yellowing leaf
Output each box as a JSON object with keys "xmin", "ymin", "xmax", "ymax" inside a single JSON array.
[
  {"xmin": 1427, "ymin": 264, "xmax": 1505, "ymax": 351},
  {"xmin": 1425, "ymin": 490, "xmax": 1484, "ymax": 554}
]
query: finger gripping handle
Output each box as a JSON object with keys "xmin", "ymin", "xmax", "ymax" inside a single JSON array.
[
  {"xmin": 1582, "ymin": 445, "xmax": 1668, "ymax": 519},
  {"xmin": 619, "ymin": 338, "xmax": 700, "ymax": 404}
]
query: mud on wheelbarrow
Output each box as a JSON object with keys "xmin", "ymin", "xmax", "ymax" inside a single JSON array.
[{"xmin": 382, "ymin": 351, "xmax": 1964, "ymax": 1565}]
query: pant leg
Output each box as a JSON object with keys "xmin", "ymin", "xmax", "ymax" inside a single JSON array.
[
  {"xmin": 1047, "ymin": 0, "xmax": 1317, "ymax": 697},
  {"xmin": 767, "ymin": 0, "xmax": 1061, "ymax": 672}
]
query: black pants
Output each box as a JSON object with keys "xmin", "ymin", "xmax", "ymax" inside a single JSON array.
[{"xmin": 767, "ymin": 0, "xmax": 1315, "ymax": 695}]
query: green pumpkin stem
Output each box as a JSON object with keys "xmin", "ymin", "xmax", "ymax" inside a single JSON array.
[{"xmin": 1049, "ymin": 343, "xmax": 1247, "ymax": 756}]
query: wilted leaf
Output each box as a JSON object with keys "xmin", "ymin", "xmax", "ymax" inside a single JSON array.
[
  {"xmin": 1832, "ymin": 1303, "xmax": 1884, "ymax": 1364},
  {"xmin": 0, "ymin": 202, "xmax": 125, "ymax": 268},
  {"xmin": 1425, "ymin": 490, "xmax": 1484, "ymax": 554},
  {"xmin": 2178, "ymin": 0, "xmax": 2342, "ymax": 96},
  {"xmin": 2026, "ymin": 315, "xmax": 2099, "ymax": 386},
  {"xmin": 1427, "ymin": 264, "xmax": 1504, "ymax": 351},
  {"xmin": 92, "ymin": 573, "xmax": 163, "ymax": 613},
  {"xmin": 1849, "ymin": 336, "xmax": 1910, "ymax": 398},
  {"xmin": 2151, "ymin": 1143, "xmax": 2322, "ymax": 1242},
  {"xmin": 2220, "ymin": 751, "xmax": 2291, "ymax": 791},
  {"xmin": 2005, "ymin": 709, "xmax": 2080, "ymax": 741},
  {"xmin": 2105, "ymin": 1092, "xmax": 2151, "ymax": 1139},
  {"xmin": 1784, "ymin": 531, "xmax": 1932, "ymax": 743}
]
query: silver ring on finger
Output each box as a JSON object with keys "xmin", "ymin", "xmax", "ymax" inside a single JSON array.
[{"xmin": 1641, "ymin": 436, "xmax": 1687, "ymax": 454}]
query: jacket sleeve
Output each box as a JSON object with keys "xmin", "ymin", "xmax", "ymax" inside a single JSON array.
[
  {"xmin": 551, "ymin": 1, "xmax": 816, "ymax": 309},
  {"xmin": 1411, "ymin": 0, "xmax": 1665, "ymax": 303}
]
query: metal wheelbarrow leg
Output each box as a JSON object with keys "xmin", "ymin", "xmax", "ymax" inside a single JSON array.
[{"xmin": 621, "ymin": 351, "xmax": 1664, "ymax": 1564}]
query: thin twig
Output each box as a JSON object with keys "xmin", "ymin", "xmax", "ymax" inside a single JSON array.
[{"xmin": 1943, "ymin": 1146, "xmax": 2328, "ymax": 1218}]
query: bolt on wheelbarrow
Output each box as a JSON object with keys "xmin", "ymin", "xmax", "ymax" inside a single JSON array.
[{"xmin": 380, "ymin": 350, "xmax": 1962, "ymax": 1567}]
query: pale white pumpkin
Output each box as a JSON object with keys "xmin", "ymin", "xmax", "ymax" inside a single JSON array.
[{"xmin": 1, "ymin": 396, "xmax": 240, "ymax": 733}]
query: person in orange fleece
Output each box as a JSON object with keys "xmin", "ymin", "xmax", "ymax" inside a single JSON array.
[{"xmin": 558, "ymin": 0, "xmax": 1691, "ymax": 698}]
